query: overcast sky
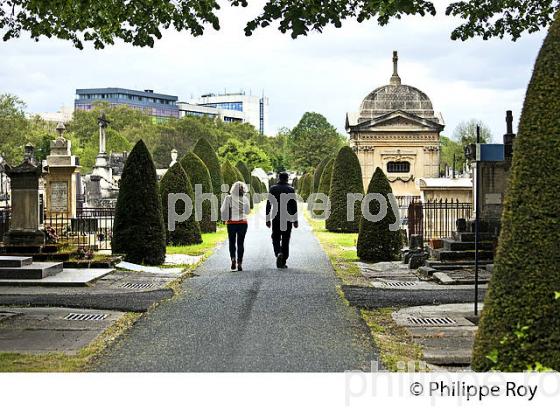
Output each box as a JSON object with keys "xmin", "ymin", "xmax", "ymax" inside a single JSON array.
[{"xmin": 0, "ymin": 1, "xmax": 546, "ymax": 140}]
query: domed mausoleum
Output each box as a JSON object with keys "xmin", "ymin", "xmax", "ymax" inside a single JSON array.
[{"xmin": 346, "ymin": 51, "xmax": 444, "ymax": 197}]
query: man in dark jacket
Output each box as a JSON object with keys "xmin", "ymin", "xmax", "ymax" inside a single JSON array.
[{"xmin": 266, "ymin": 172, "xmax": 298, "ymax": 268}]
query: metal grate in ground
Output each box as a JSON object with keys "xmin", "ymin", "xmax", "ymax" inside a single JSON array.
[
  {"xmin": 119, "ymin": 282, "xmax": 156, "ymax": 290},
  {"xmin": 407, "ymin": 316, "xmax": 456, "ymax": 326},
  {"xmin": 64, "ymin": 313, "xmax": 108, "ymax": 321},
  {"xmin": 380, "ymin": 281, "xmax": 417, "ymax": 288}
]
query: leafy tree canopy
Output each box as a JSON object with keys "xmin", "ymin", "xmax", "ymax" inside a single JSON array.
[
  {"xmin": 218, "ymin": 138, "xmax": 272, "ymax": 171},
  {"xmin": 288, "ymin": 112, "xmax": 345, "ymax": 172},
  {"xmin": 452, "ymin": 119, "xmax": 492, "ymax": 146},
  {"xmin": 1, "ymin": 1, "xmax": 555, "ymax": 48}
]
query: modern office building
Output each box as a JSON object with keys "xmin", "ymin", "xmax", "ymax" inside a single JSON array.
[
  {"xmin": 179, "ymin": 92, "xmax": 270, "ymax": 134},
  {"xmin": 74, "ymin": 88, "xmax": 180, "ymax": 122}
]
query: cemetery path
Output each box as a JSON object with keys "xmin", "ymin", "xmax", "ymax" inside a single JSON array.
[{"xmin": 95, "ymin": 205, "xmax": 377, "ymax": 371}]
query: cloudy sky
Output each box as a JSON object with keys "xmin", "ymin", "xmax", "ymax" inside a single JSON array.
[{"xmin": 0, "ymin": 1, "xmax": 546, "ymax": 140}]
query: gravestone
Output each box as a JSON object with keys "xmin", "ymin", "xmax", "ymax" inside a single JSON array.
[
  {"xmin": 45, "ymin": 123, "xmax": 80, "ymax": 218},
  {"xmin": 3, "ymin": 144, "xmax": 45, "ymax": 246}
]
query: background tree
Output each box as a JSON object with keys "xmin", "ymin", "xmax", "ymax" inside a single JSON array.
[
  {"xmin": 453, "ymin": 119, "xmax": 492, "ymax": 146},
  {"xmin": 112, "ymin": 140, "xmax": 166, "ymax": 265},
  {"xmin": 439, "ymin": 135, "xmax": 465, "ymax": 175},
  {"xmin": 193, "ymin": 137, "xmax": 223, "ymax": 197},
  {"xmin": 288, "ymin": 112, "xmax": 345, "ymax": 171},
  {"xmin": 180, "ymin": 151, "xmax": 216, "ymax": 233},
  {"xmin": 160, "ymin": 162, "xmax": 202, "ymax": 246},
  {"xmin": 471, "ymin": 13, "xmax": 560, "ymax": 372},
  {"xmin": 357, "ymin": 168, "xmax": 402, "ymax": 262},
  {"xmin": 2, "ymin": 1, "xmax": 555, "ymax": 48},
  {"xmin": 264, "ymin": 127, "xmax": 291, "ymax": 172},
  {"xmin": 326, "ymin": 146, "xmax": 363, "ymax": 233},
  {"xmin": 218, "ymin": 139, "xmax": 272, "ymax": 171}
]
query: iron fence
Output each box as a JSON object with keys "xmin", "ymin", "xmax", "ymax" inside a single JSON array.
[
  {"xmin": 408, "ymin": 199, "xmax": 473, "ymax": 242},
  {"xmin": 0, "ymin": 207, "xmax": 115, "ymax": 250},
  {"xmin": 396, "ymin": 195, "xmax": 421, "ymax": 228}
]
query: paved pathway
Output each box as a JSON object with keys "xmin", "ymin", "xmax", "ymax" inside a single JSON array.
[{"xmin": 95, "ymin": 206, "xmax": 377, "ymax": 371}]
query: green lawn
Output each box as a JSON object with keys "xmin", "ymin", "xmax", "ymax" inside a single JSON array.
[{"xmin": 166, "ymin": 225, "xmax": 228, "ymax": 257}]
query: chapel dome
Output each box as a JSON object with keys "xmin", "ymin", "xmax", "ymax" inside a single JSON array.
[{"xmin": 357, "ymin": 51, "xmax": 438, "ymax": 123}]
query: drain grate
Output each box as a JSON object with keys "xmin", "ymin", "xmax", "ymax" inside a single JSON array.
[
  {"xmin": 381, "ymin": 281, "xmax": 417, "ymax": 288},
  {"xmin": 407, "ymin": 316, "xmax": 456, "ymax": 326},
  {"xmin": 120, "ymin": 282, "xmax": 156, "ymax": 290},
  {"xmin": 64, "ymin": 313, "xmax": 108, "ymax": 321}
]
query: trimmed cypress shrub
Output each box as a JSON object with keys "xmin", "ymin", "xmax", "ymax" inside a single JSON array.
[
  {"xmin": 313, "ymin": 157, "xmax": 331, "ymax": 193},
  {"xmin": 236, "ymin": 161, "xmax": 251, "ymax": 184},
  {"xmin": 251, "ymin": 175, "xmax": 263, "ymax": 203},
  {"xmin": 471, "ymin": 14, "xmax": 560, "ymax": 372},
  {"xmin": 357, "ymin": 167, "xmax": 401, "ymax": 262},
  {"xmin": 236, "ymin": 161, "xmax": 255, "ymax": 208},
  {"xmin": 180, "ymin": 151, "xmax": 216, "ymax": 233},
  {"xmin": 112, "ymin": 140, "xmax": 166, "ymax": 265},
  {"xmin": 312, "ymin": 158, "xmax": 334, "ymax": 216},
  {"xmin": 325, "ymin": 146, "xmax": 363, "ymax": 233},
  {"xmin": 222, "ymin": 160, "xmax": 244, "ymax": 190},
  {"xmin": 193, "ymin": 138, "xmax": 222, "ymax": 197},
  {"xmin": 160, "ymin": 162, "xmax": 202, "ymax": 246},
  {"xmin": 298, "ymin": 173, "xmax": 312, "ymax": 201},
  {"xmin": 291, "ymin": 176, "xmax": 298, "ymax": 190}
]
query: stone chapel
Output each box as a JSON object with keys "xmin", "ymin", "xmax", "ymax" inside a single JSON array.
[{"xmin": 346, "ymin": 51, "xmax": 445, "ymax": 199}]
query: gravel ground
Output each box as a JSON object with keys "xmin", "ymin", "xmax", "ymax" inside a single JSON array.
[{"xmin": 94, "ymin": 206, "xmax": 377, "ymax": 372}]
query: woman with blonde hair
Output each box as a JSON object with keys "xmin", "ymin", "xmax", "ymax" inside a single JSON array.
[{"xmin": 220, "ymin": 181, "xmax": 250, "ymax": 271}]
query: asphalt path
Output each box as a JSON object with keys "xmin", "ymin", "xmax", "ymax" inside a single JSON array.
[{"xmin": 95, "ymin": 206, "xmax": 377, "ymax": 372}]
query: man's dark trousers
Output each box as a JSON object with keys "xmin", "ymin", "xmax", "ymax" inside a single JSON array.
[{"xmin": 271, "ymin": 220, "xmax": 293, "ymax": 261}]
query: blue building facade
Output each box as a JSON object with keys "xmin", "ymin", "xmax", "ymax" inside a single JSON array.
[{"xmin": 75, "ymin": 88, "xmax": 179, "ymax": 121}]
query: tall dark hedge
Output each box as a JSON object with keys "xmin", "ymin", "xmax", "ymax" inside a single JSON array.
[
  {"xmin": 298, "ymin": 173, "xmax": 312, "ymax": 201},
  {"xmin": 180, "ymin": 151, "xmax": 216, "ymax": 233},
  {"xmin": 313, "ymin": 157, "xmax": 331, "ymax": 193},
  {"xmin": 357, "ymin": 167, "xmax": 401, "ymax": 262},
  {"xmin": 112, "ymin": 139, "xmax": 166, "ymax": 265},
  {"xmin": 160, "ymin": 162, "xmax": 202, "ymax": 246},
  {"xmin": 193, "ymin": 138, "xmax": 222, "ymax": 197},
  {"xmin": 251, "ymin": 175, "xmax": 263, "ymax": 203},
  {"xmin": 471, "ymin": 14, "xmax": 560, "ymax": 372},
  {"xmin": 312, "ymin": 158, "xmax": 334, "ymax": 216},
  {"xmin": 326, "ymin": 146, "xmax": 364, "ymax": 233}
]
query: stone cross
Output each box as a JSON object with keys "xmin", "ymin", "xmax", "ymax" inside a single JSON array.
[{"xmin": 390, "ymin": 50, "xmax": 402, "ymax": 86}]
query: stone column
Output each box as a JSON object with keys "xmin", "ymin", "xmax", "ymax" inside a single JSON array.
[{"xmin": 4, "ymin": 145, "xmax": 45, "ymax": 246}]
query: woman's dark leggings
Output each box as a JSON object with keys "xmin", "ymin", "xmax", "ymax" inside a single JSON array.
[{"xmin": 227, "ymin": 223, "xmax": 248, "ymax": 261}]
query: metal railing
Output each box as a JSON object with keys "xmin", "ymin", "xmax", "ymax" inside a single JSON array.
[
  {"xmin": 408, "ymin": 199, "xmax": 473, "ymax": 242},
  {"xmin": 0, "ymin": 207, "xmax": 115, "ymax": 250}
]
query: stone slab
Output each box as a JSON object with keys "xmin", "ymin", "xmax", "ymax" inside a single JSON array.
[
  {"xmin": 0, "ymin": 268, "xmax": 113, "ymax": 286},
  {"xmin": 433, "ymin": 271, "xmax": 455, "ymax": 285},
  {"xmin": 0, "ymin": 262, "xmax": 63, "ymax": 279},
  {"xmin": 0, "ymin": 307, "xmax": 123, "ymax": 354},
  {"xmin": 116, "ymin": 261, "xmax": 183, "ymax": 274},
  {"xmin": 163, "ymin": 254, "xmax": 203, "ymax": 266},
  {"xmin": 0, "ymin": 256, "xmax": 33, "ymax": 268}
]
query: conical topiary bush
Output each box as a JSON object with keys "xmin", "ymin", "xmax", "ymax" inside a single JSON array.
[
  {"xmin": 112, "ymin": 139, "xmax": 166, "ymax": 265},
  {"xmin": 298, "ymin": 173, "xmax": 312, "ymax": 201},
  {"xmin": 313, "ymin": 156, "xmax": 331, "ymax": 193},
  {"xmin": 471, "ymin": 13, "xmax": 560, "ymax": 372},
  {"xmin": 193, "ymin": 138, "xmax": 222, "ymax": 197},
  {"xmin": 160, "ymin": 162, "xmax": 202, "ymax": 246},
  {"xmin": 222, "ymin": 160, "xmax": 244, "ymax": 190},
  {"xmin": 180, "ymin": 151, "xmax": 216, "ymax": 233},
  {"xmin": 325, "ymin": 146, "xmax": 364, "ymax": 232},
  {"xmin": 357, "ymin": 167, "xmax": 401, "ymax": 262},
  {"xmin": 312, "ymin": 158, "xmax": 334, "ymax": 217},
  {"xmin": 236, "ymin": 161, "xmax": 251, "ymax": 184},
  {"xmin": 236, "ymin": 161, "xmax": 255, "ymax": 208}
]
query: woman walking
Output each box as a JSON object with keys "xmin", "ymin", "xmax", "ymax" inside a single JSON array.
[{"xmin": 220, "ymin": 181, "xmax": 250, "ymax": 271}]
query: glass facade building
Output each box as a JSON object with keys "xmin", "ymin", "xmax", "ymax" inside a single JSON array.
[{"xmin": 75, "ymin": 88, "xmax": 179, "ymax": 122}]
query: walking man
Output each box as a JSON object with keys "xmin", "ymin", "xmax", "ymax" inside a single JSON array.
[{"xmin": 266, "ymin": 172, "xmax": 298, "ymax": 268}]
